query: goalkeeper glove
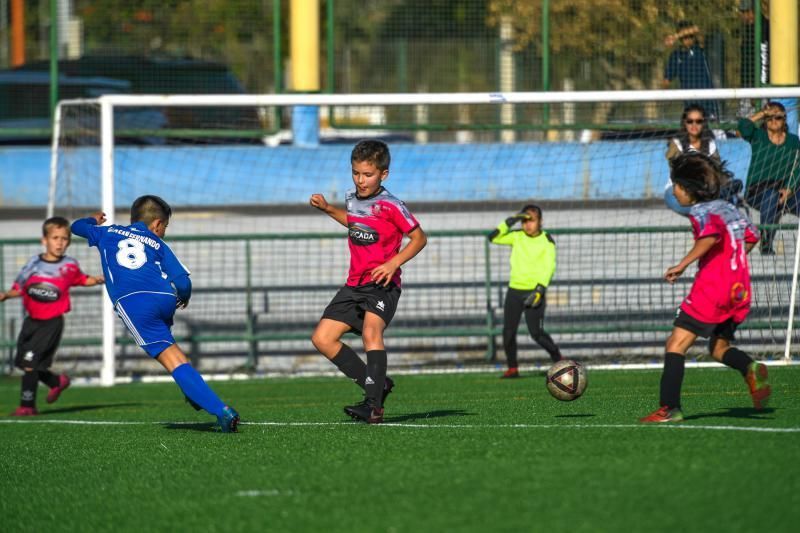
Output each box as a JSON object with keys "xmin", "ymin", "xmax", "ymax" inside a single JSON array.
[
  {"xmin": 505, "ymin": 213, "xmax": 531, "ymax": 227},
  {"xmin": 524, "ymin": 284, "xmax": 546, "ymax": 308}
]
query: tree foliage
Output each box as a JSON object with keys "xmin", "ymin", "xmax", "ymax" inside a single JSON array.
[{"xmin": 487, "ymin": 0, "xmax": 743, "ymax": 90}]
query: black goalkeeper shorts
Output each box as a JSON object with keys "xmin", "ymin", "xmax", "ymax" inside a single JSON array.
[
  {"xmin": 321, "ymin": 282, "xmax": 402, "ymax": 335},
  {"xmin": 14, "ymin": 315, "xmax": 65, "ymax": 370}
]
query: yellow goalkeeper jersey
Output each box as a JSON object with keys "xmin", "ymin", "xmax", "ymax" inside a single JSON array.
[{"xmin": 490, "ymin": 221, "xmax": 556, "ymax": 291}]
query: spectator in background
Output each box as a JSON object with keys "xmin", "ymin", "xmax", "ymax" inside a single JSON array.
[
  {"xmin": 664, "ymin": 105, "xmax": 743, "ymax": 216},
  {"xmin": 664, "ymin": 105, "xmax": 721, "ymax": 216},
  {"xmin": 738, "ymin": 102, "xmax": 800, "ymax": 255},
  {"xmin": 663, "ymin": 21, "xmax": 719, "ymax": 121}
]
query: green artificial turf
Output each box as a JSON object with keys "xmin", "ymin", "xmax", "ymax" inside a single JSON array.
[{"xmin": 1, "ymin": 366, "xmax": 799, "ymax": 532}]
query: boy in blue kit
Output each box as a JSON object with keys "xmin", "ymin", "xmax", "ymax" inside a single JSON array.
[{"xmin": 71, "ymin": 195, "xmax": 239, "ymax": 432}]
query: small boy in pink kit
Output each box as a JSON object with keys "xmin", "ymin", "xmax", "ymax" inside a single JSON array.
[
  {"xmin": 309, "ymin": 140, "xmax": 427, "ymax": 424},
  {"xmin": 640, "ymin": 153, "xmax": 770, "ymax": 423}
]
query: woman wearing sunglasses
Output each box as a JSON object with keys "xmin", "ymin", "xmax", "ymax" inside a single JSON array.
[
  {"xmin": 738, "ymin": 101, "xmax": 800, "ymax": 255},
  {"xmin": 664, "ymin": 105, "xmax": 722, "ymax": 216}
]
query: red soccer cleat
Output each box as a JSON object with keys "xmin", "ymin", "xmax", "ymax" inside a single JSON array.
[
  {"xmin": 501, "ymin": 367, "xmax": 520, "ymax": 379},
  {"xmin": 745, "ymin": 362, "xmax": 771, "ymax": 410},
  {"xmin": 639, "ymin": 406, "xmax": 684, "ymax": 423},
  {"xmin": 10, "ymin": 406, "xmax": 39, "ymax": 417},
  {"xmin": 46, "ymin": 374, "xmax": 71, "ymax": 404}
]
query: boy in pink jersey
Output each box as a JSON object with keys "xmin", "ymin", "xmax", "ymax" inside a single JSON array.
[
  {"xmin": 309, "ymin": 140, "xmax": 427, "ymax": 424},
  {"xmin": 0, "ymin": 217, "xmax": 103, "ymax": 416},
  {"xmin": 641, "ymin": 153, "xmax": 770, "ymax": 423}
]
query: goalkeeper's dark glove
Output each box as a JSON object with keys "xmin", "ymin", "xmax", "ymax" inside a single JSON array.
[
  {"xmin": 524, "ymin": 284, "xmax": 546, "ymax": 308},
  {"xmin": 505, "ymin": 213, "xmax": 531, "ymax": 227}
]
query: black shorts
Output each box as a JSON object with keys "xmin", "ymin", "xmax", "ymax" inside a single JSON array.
[
  {"xmin": 321, "ymin": 282, "xmax": 402, "ymax": 335},
  {"xmin": 673, "ymin": 308, "xmax": 739, "ymax": 340},
  {"xmin": 14, "ymin": 316, "xmax": 65, "ymax": 370}
]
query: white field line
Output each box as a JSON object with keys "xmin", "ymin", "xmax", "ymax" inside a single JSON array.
[{"xmin": 1, "ymin": 418, "xmax": 798, "ymax": 433}]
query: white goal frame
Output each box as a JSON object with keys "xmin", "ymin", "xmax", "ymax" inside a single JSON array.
[{"xmin": 49, "ymin": 87, "xmax": 800, "ymax": 385}]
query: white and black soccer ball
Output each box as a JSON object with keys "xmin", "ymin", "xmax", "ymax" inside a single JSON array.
[{"xmin": 545, "ymin": 359, "xmax": 587, "ymax": 401}]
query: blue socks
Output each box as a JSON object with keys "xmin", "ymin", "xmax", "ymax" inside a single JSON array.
[{"xmin": 172, "ymin": 363, "xmax": 226, "ymax": 417}]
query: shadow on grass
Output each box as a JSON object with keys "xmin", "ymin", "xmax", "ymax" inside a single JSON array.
[
  {"xmin": 40, "ymin": 402, "xmax": 142, "ymax": 415},
  {"xmin": 683, "ymin": 406, "xmax": 776, "ymax": 421},
  {"xmin": 384, "ymin": 409, "xmax": 474, "ymax": 423},
  {"xmin": 162, "ymin": 421, "xmax": 218, "ymax": 432}
]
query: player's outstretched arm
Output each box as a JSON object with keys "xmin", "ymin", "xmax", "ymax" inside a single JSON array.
[
  {"xmin": 0, "ymin": 289, "xmax": 21, "ymax": 302},
  {"xmin": 664, "ymin": 235, "xmax": 717, "ymax": 283},
  {"xmin": 371, "ymin": 227, "xmax": 427, "ymax": 286},
  {"xmin": 309, "ymin": 194, "xmax": 347, "ymax": 227},
  {"xmin": 84, "ymin": 275, "xmax": 105, "ymax": 286}
]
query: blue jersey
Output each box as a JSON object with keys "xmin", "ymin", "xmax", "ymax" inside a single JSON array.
[{"xmin": 71, "ymin": 219, "xmax": 190, "ymax": 305}]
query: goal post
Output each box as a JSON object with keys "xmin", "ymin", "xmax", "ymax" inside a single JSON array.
[{"xmin": 49, "ymin": 88, "xmax": 800, "ymax": 385}]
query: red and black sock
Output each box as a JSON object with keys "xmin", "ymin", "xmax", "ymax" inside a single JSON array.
[{"xmin": 660, "ymin": 352, "xmax": 685, "ymax": 409}]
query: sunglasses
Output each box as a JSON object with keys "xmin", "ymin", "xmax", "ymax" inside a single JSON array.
[
  {"xmin": 685, "ymin": 119, "xmax": 705, "ymax": 125},
  {"xmin": 767, "ymin": 115, "xmax": 786, "ymax": 121}
]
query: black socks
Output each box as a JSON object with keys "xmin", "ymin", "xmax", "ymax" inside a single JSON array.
[
  {"xmin": 660, "ymin": 352, "xmax": 685, "ymax": 409},
  {"xmin": 365, "ymin": 350, "xmax": 387, "ymax": 408},
  {"xmin": 332, "ymin": 344, "xmax": 367, "ymax": 389},
  {"xmin": 21, "ymin": 371, "xmax": 38, "ymax": 407},
  {"xmin": 38, "ymin": 370, "xmax": 60, "ymax": 388},
  {"xmin": 721, "ymin": 347, "xmax": 753, "ymax": 377}
]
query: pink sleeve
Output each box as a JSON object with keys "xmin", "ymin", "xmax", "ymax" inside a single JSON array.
[
  {"xmin": 67, "ymin": 263, "xmax": 89, "ymax": 287},
  {"xmin": 383, "ymin": 200, "xmax": 419, "ymax": 234},
  {"xmin": 744, "ymin": 223, "xmax": 760, "ymax": 244}
]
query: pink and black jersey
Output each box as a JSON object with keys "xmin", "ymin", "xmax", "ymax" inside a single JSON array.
[
  {"xmin": 682, "ymin": 200, "xmax": 759, "ymax": 324},
  {"xmin": 11, "ymin": 255, "xmax": 88, "ymax": 320},
  {"xmin": 345, "ymin": 187, "xmax": 419, "ymax": 287}
]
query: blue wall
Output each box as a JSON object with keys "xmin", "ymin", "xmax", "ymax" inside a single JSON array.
[{"xmin": 0, "ymin": 140, "xmax": 752, "ymax": 207}]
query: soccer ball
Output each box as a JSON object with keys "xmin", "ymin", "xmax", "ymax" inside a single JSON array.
[{"xmin": 545, "ymin": 359, "xmax": 587, "ymax": 401}]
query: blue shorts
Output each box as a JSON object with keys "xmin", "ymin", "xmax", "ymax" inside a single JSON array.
[{"xmin": 115, "ymin": 292, "xmax": 177, "ymax": 357}]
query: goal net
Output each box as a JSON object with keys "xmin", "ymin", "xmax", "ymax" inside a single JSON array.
[{"xmin": 48, "ymin": 89, "xmax": 800, "ymax": 384}]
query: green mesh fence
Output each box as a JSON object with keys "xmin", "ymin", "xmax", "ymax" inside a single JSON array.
[{"xmin": 2, "ymin": 226, "xmax": 796, "ymax": 376}]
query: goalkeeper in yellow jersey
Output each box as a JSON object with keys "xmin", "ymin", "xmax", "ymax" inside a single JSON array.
[{"xmin": 489, "ymin": 204, "xmax": 563, "ymax": 378}]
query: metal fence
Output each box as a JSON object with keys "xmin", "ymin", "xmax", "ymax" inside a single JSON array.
[{"xmin": 2, "ymin": 225, "xmax": 796, "ymax": 376}]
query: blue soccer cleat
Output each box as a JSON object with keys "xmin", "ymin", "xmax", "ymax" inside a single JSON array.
[{"xmin": 217, "ymin": 405, "xmax": 240, "ymax": 433}]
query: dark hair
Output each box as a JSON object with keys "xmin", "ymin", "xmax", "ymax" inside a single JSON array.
[
  {"xmin": 520, "ymin": 204, "xmax": 542, "ymax": 219},
  {"xmin": 670, "ymin": 153, "xmax": 728, "ymax": 203},
  {"xmin": 351, "ymin": 139, "xmax": 391, "ymax": 171},
  {"xmin": 674, "ymin": 104, "xmax": 715, "ymax": 150},
  {"xmin": 676, "ymin": 20, "xmax": 696, "ymax": 32},
  {"xmin": 130, "ymin": 195, "xmax": 172, "ymax": 225},
  {"xmin": 42, "ymin": 216, "xmax": 70, "ymax": 237},
  {"xmin": 762, "ymin": 101, "xmax": 788, "ymax": 133}
]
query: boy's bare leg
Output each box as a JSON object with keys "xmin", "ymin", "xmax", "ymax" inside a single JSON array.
[{"xmin": 311, "ymin": 319, "xmax": 353, "ymax": 360}]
